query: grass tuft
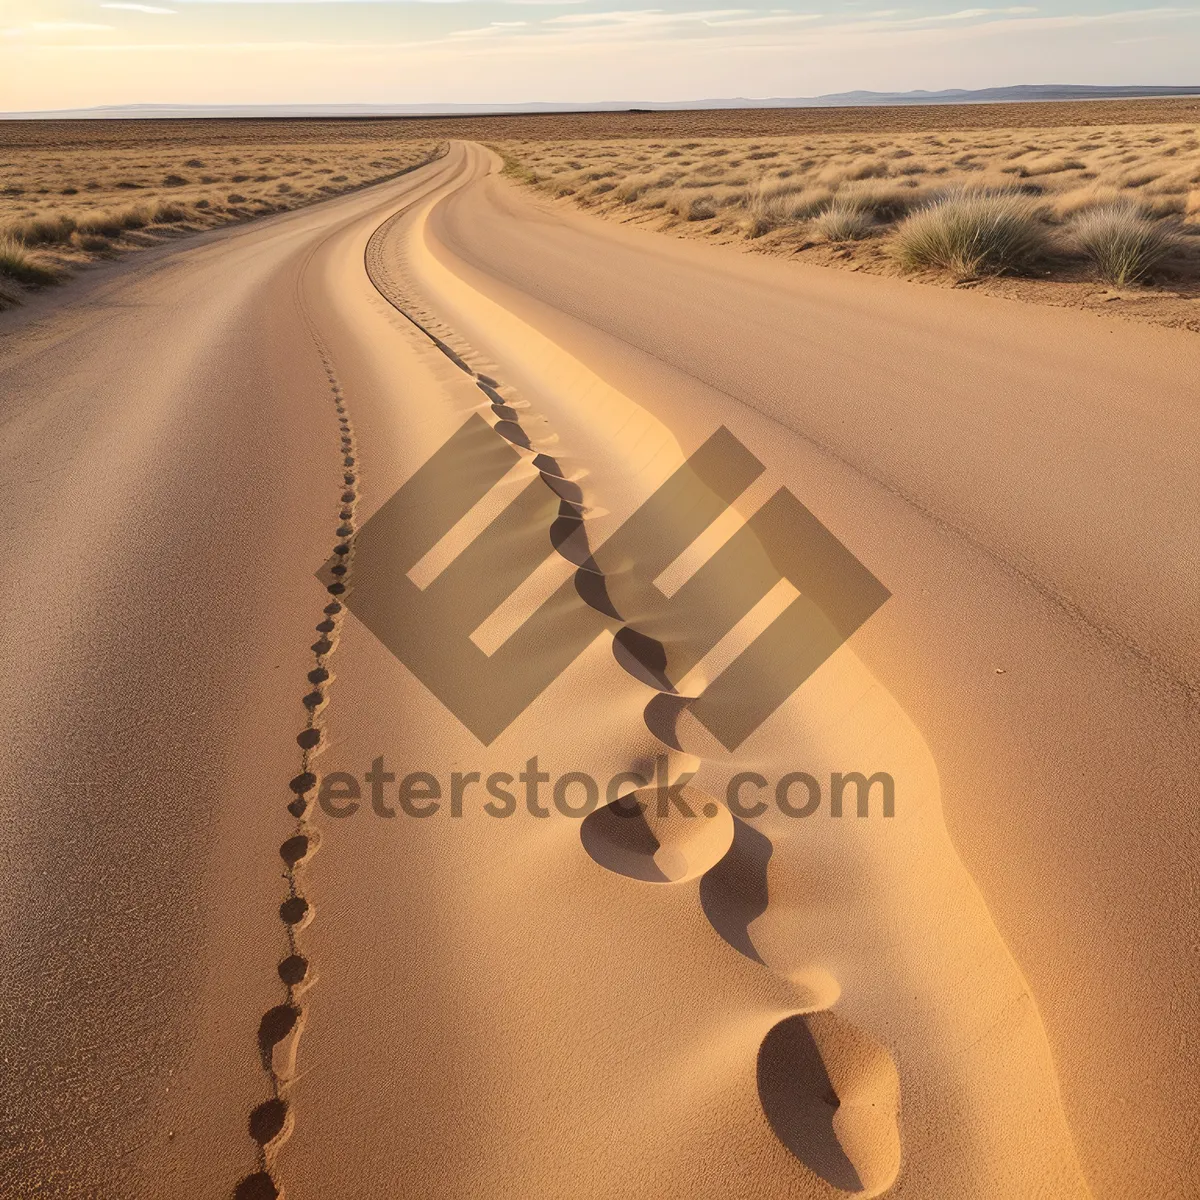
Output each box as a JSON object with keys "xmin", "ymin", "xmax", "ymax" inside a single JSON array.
[
  {"xmin": 8, "ymin": 213, "xmax": 76, "ymax": 245},
  {"xmin": 810, "ymin": 202, "xmax": 874, "ymax": 241},
  {"xmin": 1073, "ymin": 204, "xmax": 1175, "ymax": 284},
  {"xmin": 0, "ymin": 235, "xmax": 61, "ymax": 285},
  {"xmin": 892, "ymin": 189, "xmax": 1049, "ymax": 276}
]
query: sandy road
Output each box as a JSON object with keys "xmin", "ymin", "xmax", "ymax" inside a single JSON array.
[{"xmin": 0, "ymin": 140, "xmax": 1196, "ymax": 1199}]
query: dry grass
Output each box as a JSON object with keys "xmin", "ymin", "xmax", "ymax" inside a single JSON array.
[
  {"xmin": 496, "ymin": 121, "xmax": 1200, "ymax": 290},
  {"xmin": 0, "ymin": 234, "xmax": 60, "ymax": 285},
  {"xmin": 811, "ymin": 202, "xmax": 876, "ymax": 243},
  {"xmin": 1073, "ymin": 204, "xmax": 1177, "ymax": 285},
  {"xmin": 892, "ymin": 190, "xmax": 1049, "ymax": 276},
  {"xmin": 0, "ymin": 134, "xmax": 444, "ymax": 291}
]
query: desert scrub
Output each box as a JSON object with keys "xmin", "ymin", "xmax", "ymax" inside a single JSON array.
[
  {"xmin": 893, "ymin": 189, "xmax": 1049, "ymax": 276},
  {"xmin": 811, "ymin": 202, "xmax": 874, "ymax": 242},
  {"xmin": 682, "ymin": 194, "xmax": 717, "ymax": 221},
  {"xmin": 1, "ymin": 138, "xmax": 445, "ymax": 293},
  {"xmin": 1072, "ymin": 204, "xmax": 1175, "ymax": 284},
  {"xmin": 745, "ymin": 182, "xmax": 835, "ymax": 234},
  {"xmin": 7, "ymin": 213, "xmax": 76, "ymax": 245},
  {"xmin": 0, "ymin": 235, "xmax": 60, "ymax": 285}
]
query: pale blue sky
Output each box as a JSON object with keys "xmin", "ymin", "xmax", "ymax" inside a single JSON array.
[{"xmin": 1, "ymin": 0, "xmax": 1196, "ymax": 111}]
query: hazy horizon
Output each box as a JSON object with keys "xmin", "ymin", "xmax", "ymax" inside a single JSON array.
[{"xmin": 2, "ymin": 1, "xmax": 1197, "ymax": 114}]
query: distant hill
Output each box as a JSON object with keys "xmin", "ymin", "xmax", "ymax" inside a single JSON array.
[{"xmin": 5, "ymin": 84, "xmax": 1200, "ymax": 121}]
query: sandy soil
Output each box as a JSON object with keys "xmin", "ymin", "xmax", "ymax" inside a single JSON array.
[
  {"xmin": 496, "ymin": 121, "xmax": 1200, "ymax": 332},
  {"xmin": 1, "ymin": 140, "xmax": 1196, "ymax": 1200}
]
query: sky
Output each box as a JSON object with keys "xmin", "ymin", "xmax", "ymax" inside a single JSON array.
[{"xmin": 0, "ymin": 0, "xmax": 1197, "ymax": 112}]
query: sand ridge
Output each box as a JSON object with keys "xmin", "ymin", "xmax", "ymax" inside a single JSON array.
[
  {"xmin": 274, "ymin": 140, "xmax": 1090, "ymax": 1196},
  {"xmin": 2, "ymin": 136, "xmax": 1195, "ymax": 1199}
]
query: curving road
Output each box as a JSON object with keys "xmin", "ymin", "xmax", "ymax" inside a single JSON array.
[{"xmin": 1, "ymin": 141, "xmax": 1196, "ymax": 1199}]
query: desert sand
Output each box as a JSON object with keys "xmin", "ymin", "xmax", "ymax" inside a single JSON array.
[
  {"xmin": 495, "ymin": 121, "xmax": 1200, "ymax": 329},
  {"xmin": 0, "ymin": 136, "xmax": 1196, "ymax": 1200}
]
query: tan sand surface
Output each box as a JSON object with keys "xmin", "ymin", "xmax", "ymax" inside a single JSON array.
[{"xmin": 0, "ymin": 140, "xmax": 1196, "ymax": 1200}]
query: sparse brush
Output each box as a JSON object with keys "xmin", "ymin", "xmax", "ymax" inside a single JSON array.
[
  {"xmin": 1072, "ymin": 204, "xmax": 1175, "ymax": 285},
  {"xmin": 150, "ymin": 200, "xmax": 189, "ymax": 223},
  {"xmin": 76, "ymin": 211, "xmax": 125, "ymax": 237},
  {"xmin": 892, "ymin": 189, "xmax": 1049, "ymax": 277},
  {"xmin": 0, "ymin": 235, "xmax": 60, "ymax": 285},
  {"xmin": 835, "ymin": 180, "xmax": 926, "ymax": 220},
  {"xmin": 72, "ymin": 231, "xmax": 112, "ymax": 252},
  {"xmin": 810, "ymin": 202, "xmax": 874, "ymax": 242},
  {"xmin": 9, "ymin": 213, "xmax": 76, "ymax": 245},
  {"xmin": 817, "ymin": 156, "xmax": 889, "ymax": 187},
  {"xmin": 614, "ymin": 175, "xmax": 658, "ymax": 203},
  {"xmin": 746, "ymin": 181, "xmax": 835, "ymax": 229},
  {"xmin": 1050, "ymin": 185, "xmax": 1126, "ymax": 220},
  {"xmin": 669, "ymin": 193, "xmax": 717, "ymax": 221}
]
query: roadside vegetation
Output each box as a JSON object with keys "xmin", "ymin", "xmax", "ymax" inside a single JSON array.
[
  {"xmin": 0, "ymin": 139, "xmax": 445, "ymax": 300},
  {"xmin": 892, "ymin": 189, "xmax": 1050, "ymax": 275},
  {"xmin": 495, "ymin": 122, "xmax": 1200, "ymax": 313}
]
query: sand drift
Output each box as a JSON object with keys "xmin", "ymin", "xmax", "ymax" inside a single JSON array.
[{"xmin": 0, "ymin": 141, "xmax": 1196, "ymax": 1200}]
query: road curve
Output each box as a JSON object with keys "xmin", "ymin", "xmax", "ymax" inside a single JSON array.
[{"xmin": 0, "ymin": 140, "xmax": 1195, "ymax": 1199}]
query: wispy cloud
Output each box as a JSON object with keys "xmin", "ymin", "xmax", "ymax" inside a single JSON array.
[
  {"xmin": 101, "ymin": 3, "xmax": 178, "ymax": 12},
  {"xmin": 2, "ymin": 21, "xmax": 115, "ymax": 35}
]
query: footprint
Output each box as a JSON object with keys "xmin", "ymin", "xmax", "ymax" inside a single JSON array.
[
  {"xmin": 698, "ymin": 816, "xmax": 772, "ymax": 964},
  {"xmin": 540, "ymin": 472, "xmax": 585, "ymax": 506},
  {"xmin": 233, "ymin": 1172, "xmax": 278, "ymax": 1200},
  {"xmin": 580, "ymin": 788, "xmax": 734, "ymax": 884},
  {"xmin": 492, "ymin": 419, "xmax": 533, "ymax": 449},
  {"xmin": 641, "ymin": 692, "xmax": 692, "ymax": 751},
  {"xmin": 612, "ymin": 626, "xmax": 674, "ymax": 692},
  {"xmin": 257, "ymin": 1004, "xmax": 300, "ymax": 1070},
  {"xmin": 248, "ymin": 1097, "xmax": 292, "ymax": 1148},
  {"xmin": 550, "ymin": 514, "xmax": 601, "ymax": 572},
  {"xmin": 757, "ymin": 1010, "xmax": 901, "ymax": 1196}
]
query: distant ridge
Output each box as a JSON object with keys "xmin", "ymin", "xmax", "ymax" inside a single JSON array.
[{"xmin": 4, "ymin": 84, "xmax": 1200, "ymax": 120}]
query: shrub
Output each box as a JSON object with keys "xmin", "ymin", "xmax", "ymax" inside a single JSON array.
[
  {"xmin": 76, "ymin": 211, "xmax": 126, "ymax": 236},
  {"xmin": 151, "ymin": 200, "xmax": 189, "ymax": 223},
  {"xmin": 120, "ymin": 204, "xmax": 153, "ymax": 229},
  {"xmin": 811, "ymin": 203, "xmax": 874, "ymax": 242},
  {"xmin": 9, "ymin": 213, "xmax": 76, "ymax": 245},
  {"xmin": 666, "ymin": 192, "xmax": 717, "ymax": 221},
  {"xmin": 1073, "ymin": 204, "xmax": 1175, "ymax": 285},
  {"xmin": 615, "ymin": 174, "xmax": 665, "ymax": 203},
  {"xmin": 746, "ymin": 182, "xmax": 834, "ymax": 229},
  {"xmin": 836, "ymin": 180, "xmax": 926, "ymax": 220},
  {"xmin": 73, "ymin": 232, "xmax": 112, "ymax": 252},
  {"xmin": 892, "ymin": 189, "xmax": 1049, "ymax": 276},
  {"xmin": 0, "ymin": 235, "xmax": 60, "ymax": 285}
]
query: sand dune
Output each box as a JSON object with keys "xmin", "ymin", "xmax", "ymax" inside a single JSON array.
[{"xmin": 0, "ymin": 140, "xmax": 1195, "ymax": 1199}]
